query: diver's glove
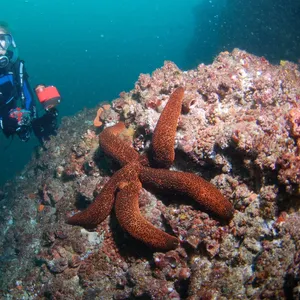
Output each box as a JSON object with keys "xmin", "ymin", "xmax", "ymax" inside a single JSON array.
[
  {"xmin": 9, "ymin": 108, "xmax": 32, "ymax": 127},
  {"xmin": 45, "ymin": 107, "xmax": 58, "ymax": 131},
  {"xmin": 1, "ymin": 108, "xmax": 32, "ymax": 141},
  {"xmin": 16, "ymin": 125, "xmax": 31, "ymax": 142},
  {"xmin": 46, "ymin": 107, "xmax": 58, "ymax": 118},
  {"xmin": 32, "ymin": 107, "xmax": 58, "ymax": 142}
]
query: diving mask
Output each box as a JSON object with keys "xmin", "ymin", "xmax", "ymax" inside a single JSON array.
[
  {"xmin": 0, "ymin": 34, "xmax": 15, "ymax": 51},
  {"xmin": 0, "ymin": 33, "xmax": 18, "ymax": 68}
]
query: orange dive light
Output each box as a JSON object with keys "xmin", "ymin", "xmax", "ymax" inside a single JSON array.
[{"xmin": 35, "ymin": 84, "xmax": 61, "ymax": 110}]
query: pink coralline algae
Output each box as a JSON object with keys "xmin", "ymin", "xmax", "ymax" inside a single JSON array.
[{"xmin": 0, "ymin": 49, "xmax": 300, "ymax": 299}]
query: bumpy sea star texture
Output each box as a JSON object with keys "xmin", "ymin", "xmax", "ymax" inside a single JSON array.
[
  {"xmin": 0, "ymin": 49, "xmax": 299, "ymax": 299},
  {"xmin": 115, "ymin": 178, "xmax": 179, "ymax": 250},
  {"xmin": 152, "ymin": 86, "xmax": 185, "ymax": 168},
  {"xmin": 68, "ymin": 87, "xmax": 233, "ymax": 250}
]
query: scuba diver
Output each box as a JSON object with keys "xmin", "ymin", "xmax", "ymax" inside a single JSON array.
[{"xmin": 0, "ymin": 23, "xmax": 61, "ymax": 145}]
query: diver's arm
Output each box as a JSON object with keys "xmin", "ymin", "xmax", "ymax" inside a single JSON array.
[
  {"xmin": 23, "ymin": 65, "xmax": 37, "ymax": 117},
  {"xmin": 23, "ymin": 76, "xmax": 37, "ymax": 118},
  {"xmin": 18, "ymin": 61, "xmax": 37, "ymax": 118}
]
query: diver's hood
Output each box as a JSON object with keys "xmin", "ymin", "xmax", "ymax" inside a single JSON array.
[{"xmin": 0, "ymin": 33, "xmax": 18, "ymax": 68}]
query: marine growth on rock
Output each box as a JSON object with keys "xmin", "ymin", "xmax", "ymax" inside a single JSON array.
[{"xmin": 0, "ymin": 49, "xmax": 300, "ymax": 299}]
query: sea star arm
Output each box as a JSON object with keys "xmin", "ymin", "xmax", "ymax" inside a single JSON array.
[
  {"xmin": 67, "ymin": 162, "xmax": 141, "ymax": 228},
  {"xmin": 140, "ymin": 166, "xmax": 234, "ymax": 221},
  {"xmin": 152, "ymin": 87, "xmax": 185, "ymax": 168},
  {"xmin": 115, "ymin": 179, "xmax": 179, "ymax": 251},
  {"xmin": 99, "ymin": 122, "xmax": 140, "ymax": 166}
]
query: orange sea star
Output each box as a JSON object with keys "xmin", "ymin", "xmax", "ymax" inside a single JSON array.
[{"xmin": 68, "ymin": 87, "xmax": 234, "ymax": 251}]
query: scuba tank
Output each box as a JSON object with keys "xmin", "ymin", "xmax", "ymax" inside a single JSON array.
[{"xmin": 35, "ymin": 84, "xmax": 61, "ymax": 110}]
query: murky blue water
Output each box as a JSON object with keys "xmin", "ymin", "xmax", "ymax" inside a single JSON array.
[{"xmin": 0, "ymin": 0, "xmax": 299, "ymax": 185}]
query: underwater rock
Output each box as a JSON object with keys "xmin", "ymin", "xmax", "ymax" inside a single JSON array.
[{"xmin": 0, "ymin": 49, "xmax": 300, "ymax": 299}]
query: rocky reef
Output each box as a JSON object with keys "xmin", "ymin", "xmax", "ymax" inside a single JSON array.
[{"xmin": 0, "ymin": 49, "xmax": 299, "ymax": 299}]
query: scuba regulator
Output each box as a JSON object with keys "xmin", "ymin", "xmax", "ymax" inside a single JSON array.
[{"xmin": 0, "ymin": 33, "xmax": 18, "ymax": 68}]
